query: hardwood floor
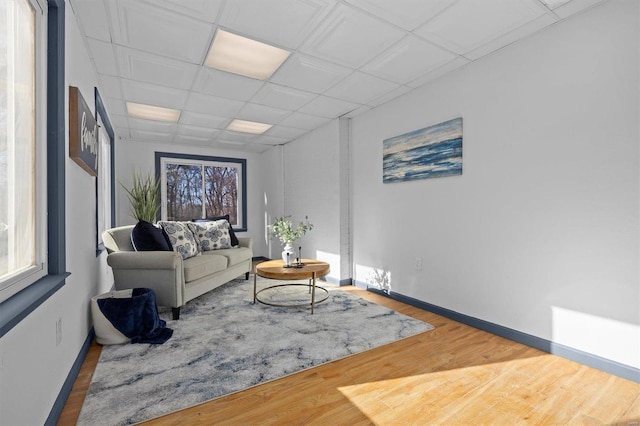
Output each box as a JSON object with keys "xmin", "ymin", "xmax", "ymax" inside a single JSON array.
[{"xmin": 58, "ymin": 284, "xmax": 639, "ymax": 425}]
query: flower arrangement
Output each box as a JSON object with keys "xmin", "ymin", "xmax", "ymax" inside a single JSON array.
[{"xmin": 268, "ymin": 215, "xmax": 313, "ymax": 245}]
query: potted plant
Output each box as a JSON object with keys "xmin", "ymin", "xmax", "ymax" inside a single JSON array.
[
  {"xmin": 121, "ymin": 173, "xmax": 160, "ymax": 223},
  {"xmin": 268, "ymin": 215, "xmax": 313, "ymax": 266}
]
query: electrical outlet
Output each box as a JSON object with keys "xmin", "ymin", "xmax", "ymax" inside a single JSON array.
[
  {"xmin": 56, "ymin": 317, "xmax": 62, "ymax": 346},
  {"xmin": 414, "ymin": 257, "xmax": 423, "ymax": 271}
]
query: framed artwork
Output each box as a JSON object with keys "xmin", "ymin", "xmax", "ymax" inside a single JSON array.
[
  {"xmin": 69, "ymin": 86, "xmax": 98, "ymax": 176},
  {"xmin": 383, "ymin": 117, "xmax": 463, "ymax": 183}
]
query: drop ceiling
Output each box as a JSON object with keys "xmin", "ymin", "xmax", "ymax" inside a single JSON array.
[{"xmin": 71, "ymin": 0, "xmax": 607, "ymax": 153}]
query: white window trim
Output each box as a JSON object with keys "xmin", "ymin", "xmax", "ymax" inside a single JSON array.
[{"xmin": 0, "ymin": 0, "xmax": 48, "ymax": 303}]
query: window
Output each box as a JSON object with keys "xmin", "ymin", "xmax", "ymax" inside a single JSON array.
[
  {"xmin": 95, "ymin": 88, "xmax": 114, "ymax": 254},
  {"xmin": 155, "ymin": 152, "xmax": 247, "ymax": 231},
  {"xmin": 0, "ymin": 0, "xmax": 47, "ymax": 303}
]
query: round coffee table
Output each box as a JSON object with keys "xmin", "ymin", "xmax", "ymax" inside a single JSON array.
[{"xmin": 253, "ymin": 259, "xmax": 330, "ymax": 314}]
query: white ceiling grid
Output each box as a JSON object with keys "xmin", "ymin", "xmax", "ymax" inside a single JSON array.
[{"xmin": 70, "ymin": 0, "xmax": 607, "ymax": 153}]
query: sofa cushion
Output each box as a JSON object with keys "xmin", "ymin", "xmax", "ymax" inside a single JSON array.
[
  {"xmin": 183, "ymin": 253, "xmax": 228, "ymax": 283},
  {"xmin": 207, "ymin": 246, "xmax": 252, "ymax": 267},
  {"xmin": 193, "ymin": 215, "xmax": 239, "ymax": 247},
  {"xmin": 157, "ymin": 221, "xmax": 199, "ymax": 259},
  {"xmin": 188, "ymin": 220, "xmax": 232, "ymax": 251},
  {"xmin": 131, "ymin": 221, "xmax": 172, "ymax": 251}
]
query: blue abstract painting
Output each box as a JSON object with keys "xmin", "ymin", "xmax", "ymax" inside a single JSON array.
[{"xmin": 383, "ymin": 117, "xmax": 463, "ymax": 183}]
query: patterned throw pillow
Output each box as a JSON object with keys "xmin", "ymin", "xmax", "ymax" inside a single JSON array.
[
  {"xmin": 188, "ymin": 220, "xmax": 232, "ymax": 251},
  {"xmin": 157, "ymin": 221, "xmax": 199, "ymax": 259},
  {"xmin": 193, "ymin": 214, "xmax": 239, "ymax": 247}
]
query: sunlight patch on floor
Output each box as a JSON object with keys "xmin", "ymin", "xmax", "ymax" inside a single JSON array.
[{"xmin": 337, "ymin": 354, "xmax": 636, "ymax": 424}]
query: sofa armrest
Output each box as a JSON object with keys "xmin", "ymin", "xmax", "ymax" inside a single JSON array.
[
  {"xmin": 106, "ymin": 251, "xmax": 185, "ymax": 309},
  {"xmin": 237, "ymin": 237, "xmax": 253, "ymax": 250},
  {"xmin": 107, "ymin": 251, "xmax": 182, "ymax": 270}
]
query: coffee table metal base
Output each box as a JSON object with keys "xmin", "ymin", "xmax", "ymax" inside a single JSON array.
[{"xmin": 254, "ymin": 282, "xmax": 329, "ymax": 310}]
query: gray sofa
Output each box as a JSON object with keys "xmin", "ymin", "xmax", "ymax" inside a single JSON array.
[{"xmin": 102, "ymin": 225, "xmax": 253, "ymax": 319}]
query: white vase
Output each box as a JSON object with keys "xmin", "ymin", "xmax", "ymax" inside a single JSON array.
[{"xmin": 282, "ymin": 243, "xmax": 294, "ymax": 266}]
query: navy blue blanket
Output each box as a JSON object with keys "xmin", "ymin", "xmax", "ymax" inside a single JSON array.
[{"xmin": 97, "ymin": 288, "xmax": 173, "ymax": 344}]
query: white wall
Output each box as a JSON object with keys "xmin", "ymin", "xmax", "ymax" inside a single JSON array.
[
  {"xmin": 350, "ymin": 0, "xmax": 639, "ymax": 368},
  {"xmin": 282, "ymin": 120, "xmax": 345, "ymax": 282},
  {"xmin": 260, "ymin": 146, "xmax": 285, "ymax": 259},
  {"xmin": 0, "ymin": 3, "xmax": 116, "ymax": 424},
  {"xmin": 115, "ymin": 140, "xmax": 273, "ymax": 258}
]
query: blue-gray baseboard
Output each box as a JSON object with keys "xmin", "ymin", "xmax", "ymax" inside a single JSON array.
[
  {"xmin": 360, "ymin": 283, "xmax": 639, "ymax": 384},
  {"xmin": 46, "ymin": 329, "xmax": 95, "ymax": 425}
]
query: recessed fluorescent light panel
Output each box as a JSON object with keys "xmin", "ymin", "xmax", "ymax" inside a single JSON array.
[
  {"xmin": 126, "ymin": 102, "xmax": 180, "ymax": 123},
  {"xmin": 205, "ymin": 30, "xmax": 290, "ymax": 80},
  {"xmin": 226, "ymin": 119, "xmax": 272, "ymax": 135}
]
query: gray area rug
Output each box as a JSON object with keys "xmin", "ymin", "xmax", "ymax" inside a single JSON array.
[{"xmin": 77, "ymin": 276, "xmax": 434, "ymax": 425}]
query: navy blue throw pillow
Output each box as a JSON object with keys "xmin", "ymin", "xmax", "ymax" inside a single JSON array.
[
  {"xmin": 193, "ymin": 214, "xmax": 239, "ymax": 247},
  {"xmin": 131, "ymin": 220, "xmax": 172, "ymax": 251}
]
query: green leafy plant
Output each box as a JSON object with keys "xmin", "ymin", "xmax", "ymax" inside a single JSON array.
[
  {"xmin": 268, "ymin": 215, "xmax": 313, "ymax": 245},
  {"xmin": 121, "ymin": 173, "xmax": 160, "ymax": 223}
]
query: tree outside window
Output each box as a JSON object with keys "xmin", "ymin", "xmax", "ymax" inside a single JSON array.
[{"xmin": 156, "ymin": 153, "xmax": 246, "ymax": 230}]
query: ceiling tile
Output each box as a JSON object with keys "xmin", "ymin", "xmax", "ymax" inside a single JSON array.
[
  {"xmin": 179, "ymin": 111, "xmax": 230, "ymax": 129},
  {"xmin": 366, "ymin": 85, "xmax": 413, "ymax": 107},
  {"xmin": 549, "ymin": 0, "xmax": 606, "ymax": 19},
  {"xmin": 271, "ymin": 53, "xmax": 351, "ymax": 94},
  {"xmin": 343, "ymin": 104, "xmax": 372, "ymax": 118},
  {"xmin": 121, "ymin": 80, "xmax": 189, "ymax": 109},
  {"xmin": 219, "ymin": 0, "xmax": 335, "ymax": 49},
  {"xmin": 325, "ymin": 71, "xmax": 400, "ymax": 104},
  {"xmin": 254, "ymin": 135, "xmax": 290, "ymax": 145},
  {"xmin": 464, "ymin": 13, "xmax": 557, "ymax": 61},
  {"xmin": 279, "ymin": 112, "xmax": 332, "ymax": 130},
  {"xmin": 129, "ymin": 128, "xmax": 175, "ymax": 143},
  {"xmin": 105, "ymin": 98, "xmax": 127, "ymax": 116},
  {"xmin": 265, "ymin": 125, "xmax": 308, "ymax": 139},
  {"xmin": 175, "ymin": 125, "xmax": 219, "ymax": 138},
  {"xmin": 363, "ymin": 35, "xmax": 458, "ymax": 84},
  {"xmin": 109, "ymin": 0, "xmax": 214, "ymax": 63},
  {"xmin": 193, "ymin": 68, "xmax": 265, "ymax": 101},
  {"xmin": 116, "ymin": 47, "xmax": 199, "ymax": 90},
  {"xmin": 87, "ymin": 38, "xmax": 119, "ymax": 76},
  {"xmin": 215, "ymin": 139, "xmax": 248, "ymax": 148},
  {"xmin": 71, "ymin": 0, "xmax": 111, "ymax": 42},
  {"xmin": 108, "ymin": 114, "xmax": 130, "ymax": 129},
  {"xmin": 251, "ymin": 83, "xmax": 317, "ymax": 110},
  {"xmin": 238, "ymin": 143, "xmax": 272, "ymax": 153},
  {"xmin": 407, "ymin": 56, "xmax": 470, "ymax": 88},
  {"xmin": 174, "ymin": 135, "xmax": 216, "ymax": 145},
  {"xmin": 151, "ymin": 0, "xmax": 224, "ymax": 22},
  {"xmin": 97, "ymin": 74, "xmax": 123, "ymax": 99},
  {"xmin": 183, "ymin": 93, "xmax": 245, "ymax": 117},
  {"xmin": 301, "ymin": 3, "xmax": 405, "ymax": 68},
  {"xmin": 414, "ymin": 0, "xmax": 544, "ymax": 54},
  {"xmin": 344, "ymin": 0, "xmax": 455, "ymax": 31},
  {"xmin": 299, "ymin": 95, "xmax": 360, "ymax": 118},
  {"xmin": 128, "ymin": 117, "xmax": 178, "ymax": 133},
  {"xmin": 175, "ymin": 135, "xmax": 215, "ymax": 145},
  {"xmin": 237, "ymin": 103, "xmax": 292, "ymax": 124},
  {"xmin": 217, "ymin": 130, "xmax": 261, "ymax": 143}
]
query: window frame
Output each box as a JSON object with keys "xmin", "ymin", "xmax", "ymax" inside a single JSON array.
[
  {"xmin": 0, "ymin": 0, "xmax": 67, "ymax": 337},
  {"xmin": 0, "ymin": 0, "xmax": 48, "ymax": 303},
  {"xmin": 155, "ymin": 152, "xmax": 247, "ymax": 232},
  {"xmin": 94, "ymin": 87, "xmax": 115, "ymax": 255}
]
